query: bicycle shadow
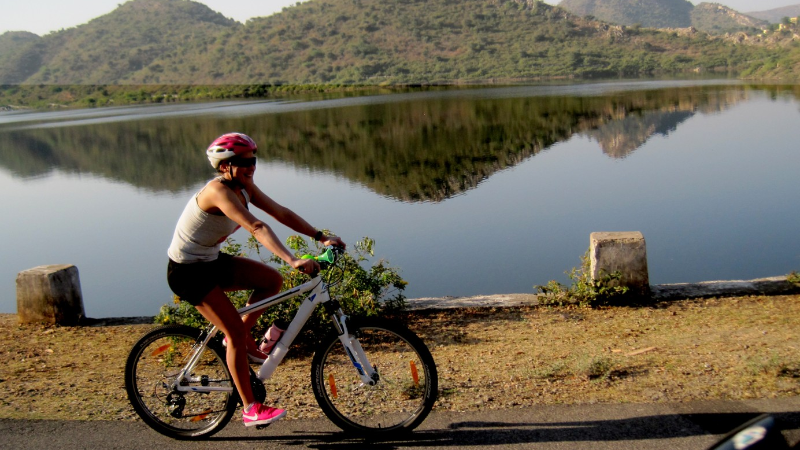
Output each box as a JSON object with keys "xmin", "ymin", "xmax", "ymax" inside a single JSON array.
[{"xmin": 211, "ymin": 411, "xmax": 800, "ymax": 448}]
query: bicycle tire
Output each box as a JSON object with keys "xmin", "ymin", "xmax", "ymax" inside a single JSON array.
[
  {"xmin": 124, "ymin": 325, "xmax": 237, "ymax": 439},
  {"xmin": 311, "ymin": 317, "xmax": 438, "ymax": 434}
]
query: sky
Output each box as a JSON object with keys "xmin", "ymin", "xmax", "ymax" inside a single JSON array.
[{"xmin": 2, "ymin": 0, "xmax": 799, "ymax": 36}]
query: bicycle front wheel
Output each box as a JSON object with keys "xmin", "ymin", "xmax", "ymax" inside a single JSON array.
[
  {"xmin": 311, "ymin": 317, "xmax": 438, "ymax": 434},
  {"xmin": 125, "ymin": 325, "xmax": 237, "ymax": 440}
]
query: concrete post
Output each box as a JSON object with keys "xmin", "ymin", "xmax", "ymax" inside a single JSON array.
[
  {"xmin": 16, "ymin": 264, "xmax": 85, "ymax": 325},
  {"xmin": 589, "ymin": 232, "xmax": 650, "ymax": 297}
]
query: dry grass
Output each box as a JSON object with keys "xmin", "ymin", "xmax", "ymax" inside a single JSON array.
[
  {"xmin": 422, "ymin": 295, "xmax": 800, "ymax": 412},
  {"xmin": 1, "ymin": 294, "xmax": 799, "ymax": 421}
]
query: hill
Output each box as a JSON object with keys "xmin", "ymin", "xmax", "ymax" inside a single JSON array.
[
  {"xmin": 690, "ymin": 3, "xmax": 769, "ymax": 34},
  {"xmin": 4, "ymin": 0, "xmax": 240, "ymax": 84},
  {"xmin": 0, "ymin": 32, "xmax": 44, "ymax": 84},
  {"xmin": 0, "ymin": 0, "xmax": 792, "ymax": 89},
  {"xmin": 747, "ymin": 4, "xmax": 800, "ymax": 23},
  {"xmin": 557, "ymin": 0, "xmax": 768, "ymax": 34},
  {"xmin": 557, "ymin": 0, "xmax": 693, "ymax": 28}
]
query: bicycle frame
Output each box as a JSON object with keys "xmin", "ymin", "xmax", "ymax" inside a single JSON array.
[{"xmin": 172, "ymin": 271, "xmax": 378, "ymax": 395}]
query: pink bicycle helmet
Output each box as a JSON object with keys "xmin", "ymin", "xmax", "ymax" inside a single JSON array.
[{"xmin": 206, "ymin": 133, "xmax": 258, "ymax": 169}]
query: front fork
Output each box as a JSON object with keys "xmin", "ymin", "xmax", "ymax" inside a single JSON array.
[{"xmin": 327, "ymin": 302, "xmax": 379, "ymax": 386}]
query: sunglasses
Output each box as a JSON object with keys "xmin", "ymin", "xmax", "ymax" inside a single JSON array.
[{"xmin": 229, "ymin": 157, "xmax": 257, "ymax": 168}]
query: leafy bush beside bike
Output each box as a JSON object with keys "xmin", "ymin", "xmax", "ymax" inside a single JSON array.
[{"xmin": 156, "ymin": 235, "xmax": 407, "ymax": 345}]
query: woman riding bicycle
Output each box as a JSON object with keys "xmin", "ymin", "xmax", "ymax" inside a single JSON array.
[{"xmin": 166, "ymin": 132, "xmax": 345, "ymax": 427}]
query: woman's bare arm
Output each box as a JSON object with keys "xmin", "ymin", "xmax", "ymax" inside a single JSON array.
[{"xmin": 199, "ymin": 181, "xmax": 313, "ymax": 270}]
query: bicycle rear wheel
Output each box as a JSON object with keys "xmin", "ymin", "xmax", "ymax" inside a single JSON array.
[
  {"xmin": 311, "ymin": 317, "xmax": 438, "ymax": 434},
  {"xmin": 125, "ymin": 325, "xmax": 236, "ymax": 439}
]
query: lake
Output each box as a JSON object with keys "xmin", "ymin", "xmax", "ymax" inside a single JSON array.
[{"xmin": 1, "ymin": 80, "xmax": 799, "ymax": 318}]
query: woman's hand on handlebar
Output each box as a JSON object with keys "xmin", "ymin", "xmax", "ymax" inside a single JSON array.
[
  {"xmin": 292, "ymin": 236, "xmax": 346, "ymax": 275},
  {"xmin": 293, "ymin": 258, "xmax": 320, "ymax": 276},
  {"xmin": 320, "ymin": 235, "xmax": 346, "ymax": 249}
]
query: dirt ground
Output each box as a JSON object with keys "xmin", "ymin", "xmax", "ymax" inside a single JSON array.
[{"xmin": 1, "ymin": 294, "xmax": 799, "ymax": 421}]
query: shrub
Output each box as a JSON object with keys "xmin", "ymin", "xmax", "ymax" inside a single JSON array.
[
  {"xmin": 578, "ymin": 355, "xmax": 616, "ymax": 380},
  {"xmin": 534, "ymin": 249, "xmax": 629, "ymax": 308},
  {"xmin": 155, "ymin": 234, "xmax": 407, "ymax": 345}
]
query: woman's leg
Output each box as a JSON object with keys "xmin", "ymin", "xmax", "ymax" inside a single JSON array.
[
  {"xmin": 194, "ymin": 287, "xmax": 255, "ymax": 407},
  {"xmin": 225, "ymin": 256, "xmax": 284, "ymax": 337}
]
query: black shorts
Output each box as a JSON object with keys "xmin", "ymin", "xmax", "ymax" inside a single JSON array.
[{"xmin": 167, "ymin": 253, "xmax": 235, "ymax": 306}]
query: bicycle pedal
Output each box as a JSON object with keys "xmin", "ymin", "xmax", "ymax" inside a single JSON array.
[{"xmin": 255, "ymin": 424, "xmax": 271, "ymax": 430}]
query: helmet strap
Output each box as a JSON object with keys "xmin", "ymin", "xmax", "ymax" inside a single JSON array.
[{"xmin": 219, "ymin": 164, "xmax": 244, "ymax": 189}]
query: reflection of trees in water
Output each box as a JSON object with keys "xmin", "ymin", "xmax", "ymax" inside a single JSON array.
[
  {"xmin": 0, "ymin": 85, "xmax": 750, "ymax": 200},
  {"xmin": 0, "ymin": 118, "xmax": 223, "ymax": 192},
  {"xmin": 252, "ymin": 86, "xmax": 748, "ymax": 201}
]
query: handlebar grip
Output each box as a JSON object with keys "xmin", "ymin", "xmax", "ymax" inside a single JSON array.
[{"xmin": 299, "ymin": 246, "xmax": 340, "ymax": 269}]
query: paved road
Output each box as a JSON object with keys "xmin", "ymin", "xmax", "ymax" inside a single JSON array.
[{"xmin": 3, "ymin": 398, "xmax": 799, "ymax": 450}]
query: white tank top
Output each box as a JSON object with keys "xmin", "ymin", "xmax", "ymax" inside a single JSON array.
[{"xmin": 167, "ymin": 181, "xmax": 250, "ymax": 263}]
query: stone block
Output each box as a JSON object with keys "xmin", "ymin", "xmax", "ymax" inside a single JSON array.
[
  {"xmin": 16, "ymin": 264, "xmax": 85, "ymax": 325},
  {"xmin": 590, "ymin": 232, "xmax": 650, "ymax": 297}
]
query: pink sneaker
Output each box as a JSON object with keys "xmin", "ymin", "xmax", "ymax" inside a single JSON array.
[
  {"xmin": 222, "ymin": 337, "xmax": 267, "ymax": 364},
  {"xmin": 242, "ymin": 403, "xmax": 287, "ymax": 427}
]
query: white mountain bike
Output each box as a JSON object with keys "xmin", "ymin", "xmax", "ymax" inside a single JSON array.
[{"xmin": 124, "ymin": 246, "xmax": 438, "ymax": 439}]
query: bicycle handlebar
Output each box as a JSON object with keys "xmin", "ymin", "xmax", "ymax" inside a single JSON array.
[
  {"xmin": 300, "ymin": 245, "xmax": 345, "ymax": 275},
  {"xmin": 301, "ymin": 246, "xmax": 342, "ymax": 262}
]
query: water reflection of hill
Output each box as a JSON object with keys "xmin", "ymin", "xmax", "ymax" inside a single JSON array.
[
  {"xmin": 0, "ymin": 85, "xmax": 749, "ymax": 201},
  {"xmin": 586, "ymin": 110, "xmax": 695, "ymax": 158},
  {"xmin": 582, "ymin": 89, "xmax": 747, "ymax": 158}
]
